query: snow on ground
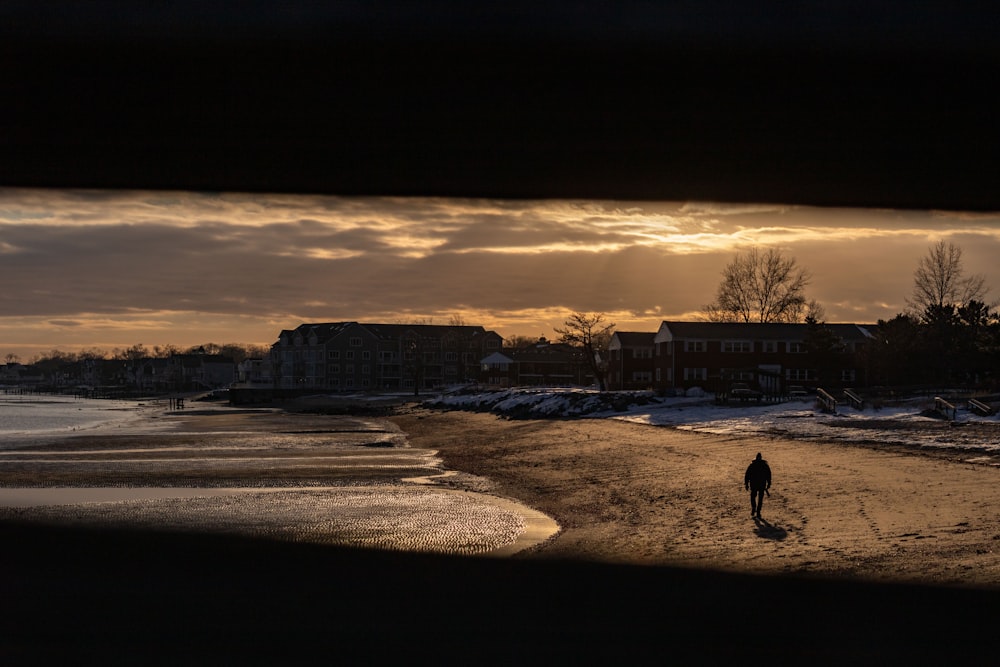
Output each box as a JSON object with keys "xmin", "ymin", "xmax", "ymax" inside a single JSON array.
[{"xmin": 424, "ymin": 387, "xmax": 1000, "ymax": 458}]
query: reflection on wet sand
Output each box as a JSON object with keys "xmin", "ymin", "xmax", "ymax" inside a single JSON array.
[{"xmin": 0, "ymin": 409, "xmax": 559, "ymax": 557}]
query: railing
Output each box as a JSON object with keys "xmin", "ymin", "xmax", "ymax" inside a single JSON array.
[
  {"xmin": 816, "ymin": 388, "xmax": 838, "ymax": 413},
  {"xmin": 934, "ymin": 396, "xmax": 957, "ymax": 420},
  {"xmin": 968, "ymin": 398, "xmax": 995, "ymax": 416},
  {"xmin": 843, "ymin": 388, "xmax": 864, "ymax": 409}
]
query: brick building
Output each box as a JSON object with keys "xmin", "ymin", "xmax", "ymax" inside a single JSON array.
[
  {"xmin": 272, "ymin": 322, "xmax": 503, "ymax": 391},
  {"xmin": 607, "ymin": 331, "xmax": 656, "ymax": 390},
  {"xmin": 650, "ymin": 321, "xmax": 873, "ymax": 394}
]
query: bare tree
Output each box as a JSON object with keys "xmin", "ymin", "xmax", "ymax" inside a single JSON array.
[
  {"xmin": 554, "ymin": 312, "xmax": 615, "ymax": 390},
  {"xmin": 504, "ymin": 334, "xmax": 540, "ymax": 349},
  {"xmin": 703, "ymin": 247, "xmax": 812, "ymax": 323},
  {"xmin": 908, "ymin": 240, "xmax": 988, "ymax": 312},
  {"xmin": 114, "ymin": 343, "xmax": 149, "ymax": 361}
]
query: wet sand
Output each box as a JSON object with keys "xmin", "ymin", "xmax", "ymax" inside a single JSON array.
[
  {"xmin": 0, "ymin": 407, "xmax": 556, "ymax": 557},
  {"xmin": 389, "ymin": 407, "xmax": 1000, "ymax": 588},
  {"xmin": 5, "ymin": 403, "xmax": 1000, "ymax": 662}
]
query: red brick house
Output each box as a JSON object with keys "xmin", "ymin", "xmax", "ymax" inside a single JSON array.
[
  {"xmin": 651, "ymin": 321, "xmax": 874, "ymax": 394},
  {"xmin": 607, "ymin": 331, "xmax": 656, "ymax": 390}
]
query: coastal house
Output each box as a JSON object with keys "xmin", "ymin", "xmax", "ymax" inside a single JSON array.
[
  {"xmin": 480, "ymin": 350, "xmax": 515, "ymax": 387},
  {"xmin": 236, "ymin": 357, "xmax": 270, "ymax": 385},
  {"xmin": 651, "ymin": 321, "xmax": 874, "ymax": 395},
  {"xmin": 130, "ymin": 352, "xmax": 235, "ymax": 392},
  {"xmin": 607, "ymin": 331, "xmax": 656, "ymax": 390},
  {"xmin": 272, "ymin": 322, "xmax": 503, "ymax": 391},
  {"xmin": 479, "ymin": 337, "xmax": 594, "ymax": 388}
]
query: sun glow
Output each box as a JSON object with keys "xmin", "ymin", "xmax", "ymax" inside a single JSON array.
[{"xmin": 3, "ymin": 187, "xmax": 1000, "ymax": 360}]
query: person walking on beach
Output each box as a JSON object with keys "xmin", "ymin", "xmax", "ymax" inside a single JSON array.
[{"xmin": 744, "ymin": 452, "xmax": 772, "ymax": 518}]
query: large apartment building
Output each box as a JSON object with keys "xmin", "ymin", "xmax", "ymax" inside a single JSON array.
[
  {"xmin": 271, "ymin": 322, "xmax": 503, "ymax": 391},
  {"xmin": 608, "ymin": 321, "xmax": 874, "ymax": 394}
]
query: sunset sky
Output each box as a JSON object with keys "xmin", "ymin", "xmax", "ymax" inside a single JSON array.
[{"xmin": 2, "ymin": 187, "xmax": 1000, "ymax": 362}]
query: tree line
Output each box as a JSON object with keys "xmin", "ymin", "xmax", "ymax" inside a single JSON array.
[
  {"xmin": 4, "ymin": 342, "xmax": 271, "ymax": 371},
  {"xmin": 8, "ymin": 240, "xmax": 995, "ymax": 393},
  {"xmin": 541, "ymin": 240, "xmax": 999, "ymax": 393},
  {"xmin": 703, "ymin": 239, "xmax": 999, "ymax": 390}
]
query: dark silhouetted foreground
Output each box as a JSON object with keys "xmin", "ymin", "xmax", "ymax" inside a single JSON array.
[{"xmin": 2, "ymin": 522, "xmax": 998, "ymax": 663}]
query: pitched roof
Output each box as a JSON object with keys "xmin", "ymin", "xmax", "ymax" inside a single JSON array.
[
  {"xmin": 509, "ymin": 342, "xmax": 584, "ymax": 362},
  {"xmin": 610, "ymin": 331, "xmax": 656, "ymax": 348},
  {"xmin": 655, "ymin": 321, "xmax": 873, "ymax": 342}
]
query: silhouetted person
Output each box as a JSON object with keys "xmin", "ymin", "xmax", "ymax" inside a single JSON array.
[{"xmin": 744, "ymin": 452, "xmax": 771, "ymax": 518}]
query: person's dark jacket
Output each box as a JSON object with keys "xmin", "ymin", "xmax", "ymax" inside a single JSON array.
[{"xmin": 744, "ymin": 458, "xmax": 772, "ymax": 491}]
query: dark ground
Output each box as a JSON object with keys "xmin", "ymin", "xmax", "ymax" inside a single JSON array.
[{"xmin": 3, "ymin": 521, "xmax": 999, "ymax": 665}]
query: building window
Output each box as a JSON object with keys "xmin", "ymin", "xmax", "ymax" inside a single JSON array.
[
  {"xmin": 683, "ymin": 367, "xmax": 707, "ymax": 381},
  {"xmin": 785, "ymin": 368, "xmax": 815, "ymax": 381},
  {"xmin": 445, "ymin": 351, "xmax": 458, "ymax": 362},
  {"xmin": 723, "ymin": 341, "xmax": 752, "ymax": 353},
  {"xmin": 762, "ymin": 341, "xmax": 778, "ymax": 353},
  {"xmin": 379, "ymin": 351, "xmax": 395, "ymax": 362},
  {"xmin": 631, "ymin": 371, "xmax": 652, "ymax": 383},
  {"xmin": 345, "ymin": 364, "xmax": 354, "ymax": 374},
  {"xmin": 328, "ymin": 364, "xmax": 340, "ymax": 374},
  {"xmin": 684, "ymin": 340, "xmax": 706, "ymax": 352},
  {"xmin": 362, "ymin": 350, "xmax": 371, "ymax": 360},
  {"xmin": 655, "ymin": 368, "xmax": 661, "ymax": 382},
  {"xmin": 329, "ymin": 350, "xmax": 340, "ymax": 360},
  {"xmin": 362, "ymin": 377, "xmax": 370, "ymax": 387},
  {"xmin": 632, "ymin": 348, "xmax": 653, "ymax": 359},
  {"xmin": 841, "ymin": 369, "xmax": 856, "ymax": 382},
  {"xmin": 345, "ymin": 350, "xmax": 355, "ymax": 360},
  {"xmin": 350, "ymin": 337, "xmax": 363, "ymax": 347},
  {"xmin": 362, "ymin": 364, "xmax": 371, "ymax": 375},
  {"xmin": 787, "ymin": 342, "xmax": 806, "ymax": 353}
]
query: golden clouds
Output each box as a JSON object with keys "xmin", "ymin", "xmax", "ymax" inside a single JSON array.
[{"xmin": 3, "ymin": 187, "xmax": 1000, "ymax": 359}]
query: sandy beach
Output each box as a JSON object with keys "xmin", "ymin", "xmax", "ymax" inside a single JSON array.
[
  {"xmin": 389, "ymin": 407, "xmax": 1000, "ymax": 588},
  {"xmin": 4, "ymin": 401, "xmax": 1000, "ymax": 585},
  {"xmin": 5, "ymin": 400, "xmax": 1000, "ymax": 662}
]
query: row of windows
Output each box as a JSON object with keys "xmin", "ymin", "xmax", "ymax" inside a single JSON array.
[
  {"xmin": 685, "ymin": 340, "xmax": 807, "ymax": 353},
  {"xmin": 328, "ymin": 350, "xmax": 372, "ymax": 361},
  {"xmin": 294, "ymin": 336, "xmax": 501, "ymax": 349},
  {"xmin": 673, "ymin": 340, "xmax": 857, "ymax": 354},
  {"xmin": 328, "ymin": 364, "xmax": 371, "ymax": 374},
  {"xmin": 322, "ymin": 350, "xmax": 471, "ymax": 362},
  {"xmin": 678, "ymin": 368, "xmax": 857, "ymax": 382},
  {"xmin": 322, "ymin": 364, "xmax": 468, "ymax": 376}
]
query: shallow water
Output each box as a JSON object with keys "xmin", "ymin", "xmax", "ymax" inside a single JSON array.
[
  {"xmin": 0, "ymin": 394, "xmax": 155, "ymax": 446},
  {"xmin": 0, "ymin": 400, "xmax": 559, "ymax": 556}
]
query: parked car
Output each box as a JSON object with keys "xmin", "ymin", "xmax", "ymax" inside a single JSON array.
[
  {"xmin": 730, "ymin": 382, "xmax": 761, "ymax": 397},
  {"xmin": 788, "ymin": 385, "xmax": 810, "ymax": 397}
]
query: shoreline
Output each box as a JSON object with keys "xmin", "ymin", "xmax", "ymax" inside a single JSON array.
[
  {"xmin": 4, "ymin": 399, "xmax": 1000, "ymax": 586},
  {"xmin": 0, "ymin": 404, "xmax": 559, "ymax": 557},
  {"xmin": 5, "ymin": 402, "xmax": 1000, "ymax": 661},
  {"xmin": 388, "ymin": 406, "xmax": 1000, "ymax": 587}
]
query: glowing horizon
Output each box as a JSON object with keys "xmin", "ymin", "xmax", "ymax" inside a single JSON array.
[{"xmin": 2, "ymin": 187, "xmax": 1000, "ymax": 362}]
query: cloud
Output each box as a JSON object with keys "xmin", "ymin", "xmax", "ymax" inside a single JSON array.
[{"xmin": 4, "ymin": 187, "xmax": 1000, "ymax": 360}]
